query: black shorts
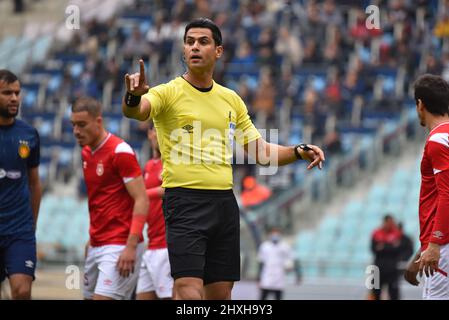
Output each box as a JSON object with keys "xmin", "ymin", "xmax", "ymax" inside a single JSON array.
[{"xmin": 163, "ymin": 187, "xmax": 240, "ymax": 285}]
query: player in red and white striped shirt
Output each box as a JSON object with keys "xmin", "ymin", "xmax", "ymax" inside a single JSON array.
[
  {"xmin": 71, "ymin": 97, "xmax": 148, "ymax": 300},
  {"xmin": 405, "ymin": 74, "xmax": 449, "ymax": 299}
]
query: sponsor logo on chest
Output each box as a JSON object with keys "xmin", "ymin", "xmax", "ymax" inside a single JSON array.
[{"xmin": 0, "ymin": 168, "xmax": 22, "ymax": 180}]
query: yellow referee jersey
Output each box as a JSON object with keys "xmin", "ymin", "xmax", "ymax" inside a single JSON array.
[{"xmin": 142, "ymin": 76, "xmax": 261, "ymax": 190}]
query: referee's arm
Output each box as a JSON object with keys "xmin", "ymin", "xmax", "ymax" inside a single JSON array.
[
  {"xmin": 122, "ymin": 59, "xmax": 151, "ymax": 121},
  {"xmin": 244, "ymin": 138, "xmax": 325, "ymax": 170}
]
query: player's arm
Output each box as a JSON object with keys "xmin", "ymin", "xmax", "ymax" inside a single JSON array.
[
  {"xmin": 431, "ymin": 169, "xmax": 449, "ymax": 246},
  {"xmin": 146, "ymin": 186, "xmax": 164, "ymax": 199},
  {"xmin": 243, "ymin": 137, "xmax": 325, "ymax": 170},
  {"xmin": 418, "ymin": 142, "xmax": 449, "ymax": 277},
  {"xmin": 122, "ymin": 59, "xmax": 151, "ymax": 121},
  {"xmin": 117, "ymin": 176, "xmax": 149, "ymax": 278},
  {"xmin": 125, "ymin": 176, "xmax": 149, "ymax": 242},
  {"xmin": 27, "ymin": 166, "xmax": 42, "ymax": 231}
]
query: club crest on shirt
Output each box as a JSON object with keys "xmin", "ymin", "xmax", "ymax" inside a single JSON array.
[
  {"xmin": 96, "ymin": 162, "xmax": 104, "ymax": 176},
  {"xmin": 18, "ymin": 140, "xmax": 30, "ymax": 159}
]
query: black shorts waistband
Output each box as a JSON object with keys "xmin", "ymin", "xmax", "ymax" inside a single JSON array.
[{"xmin": 165, "ymin": 187, "xmax": 234, "ymax": 198}]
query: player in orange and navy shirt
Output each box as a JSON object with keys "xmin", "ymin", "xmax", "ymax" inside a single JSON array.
[
  {"xmin": 71, "ymin": 97, "xmax": 148, "ymax": 300},
  {"xmin": 0, "ymin": 70, "xmax": 42, "ymax": 300},
  {"xmin": 136, "ymin": 125, "xmax": 173, "ymax": 300}
]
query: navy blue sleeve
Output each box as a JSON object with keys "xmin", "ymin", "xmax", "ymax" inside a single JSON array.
[{"xmin": 28, "ymin": 128, "xmax": 40, "ymax": 168}]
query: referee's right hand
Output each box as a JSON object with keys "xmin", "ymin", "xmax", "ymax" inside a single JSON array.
[{"xmin": 125, "ymin": 59, "xmax": 150, "ymax": 96}]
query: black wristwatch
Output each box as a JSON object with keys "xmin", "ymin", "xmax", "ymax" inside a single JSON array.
[{"xmin": 294, "ymin": 144, "xmax": 312, "ymax": 160}]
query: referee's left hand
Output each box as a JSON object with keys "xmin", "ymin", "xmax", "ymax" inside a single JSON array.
[{"xmin": 298, "ymin": 144, "xmax": 325, "ymax": 170}]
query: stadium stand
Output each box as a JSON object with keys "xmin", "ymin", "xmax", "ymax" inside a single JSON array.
[{"xmin": 295, "ymin": 157, "xmax": 422, "ymax": 280}]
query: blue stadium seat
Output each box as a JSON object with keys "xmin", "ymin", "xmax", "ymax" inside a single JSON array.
[
  {"xmin": 20, "ymin": 83, "xmax": 40, "ymax": 110},
  {"xmin": 31, "ymin": 35, "xmax": 52, "ymax": 64},
  {"xmin": 103, "ymin": 114, "xmax": 122, "ymax": 136}
]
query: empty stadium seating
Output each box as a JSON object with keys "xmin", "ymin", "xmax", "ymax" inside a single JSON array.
[{"xmin": 295, "ymin": 161, "xmax": 421, "ymax": 279}]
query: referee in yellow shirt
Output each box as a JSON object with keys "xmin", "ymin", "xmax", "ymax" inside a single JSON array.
[{"xmin": 122, "ymin": 18, "xmax": 325, "ymax": 300}]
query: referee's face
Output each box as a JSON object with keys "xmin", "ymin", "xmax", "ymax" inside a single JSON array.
[
  {"xmin": 184, "ymin": 28, "xmax": 223, "ymax": 72},
  {"xmin": 0, "ymin": 80, "xmax": 20, "ymax": 119}
]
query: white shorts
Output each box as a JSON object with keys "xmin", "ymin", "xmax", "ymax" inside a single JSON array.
[
  {"xmin": 423, "ymin": 243, "xmax": 449, "ymax": 300},
  {"xmin": 136, "ymin": 248, "xmax": 173, "ymax": 298},
  {"xmin": 83, "ymin": 243, "xmax": 145, "ymax": 300}
]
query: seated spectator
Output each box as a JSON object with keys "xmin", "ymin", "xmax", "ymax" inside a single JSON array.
[
  {"xmin": 425, "ymin": 54, "xmax": 443, "ymax": 75},
  {"xmin": 341, "ymin": 70, "xmax": 365, "ymax": 100},
  {"xmin": 350, "ymin": 10, "xmax": 382, "ymax": 41},
  {"xmin": 230, "ymin": 41, "xmax": 257, "ymax": 65},
  {"xmin": 252, "ymin": 71, "xmax": 276, "ymax": 116},
  {"xmin": 321, "ymin": 0, "xmax": 343, "ymax": 27},
  {"xmin": 302, "ymin": 38, "xmax": 322, "ymax": 65},
  {"xmin": 123, "ymin": 26, "xmax": 151, "ymax": 59},
  {"xmin": 301, "ymin": 88, "xmax": 327, "ymax": 141},
  {"xmin": 323, "ymin": 131, "xmax": 343, "ymax": 156},
  {"xmin": 275, "ymin": 27, "xmax": 303, "ymax": 68},
  {"xmin": 434, "ymin": 14, "xmax": 449, "ymax": 38}
]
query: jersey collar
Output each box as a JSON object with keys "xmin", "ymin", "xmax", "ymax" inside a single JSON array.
[
  {"xmin": 91, "ymin": 132, "xmax": 111, "ymax": 155},
  {"xmin": 430, "ymin": 121, "xmax": 449, "ymax": 135}
]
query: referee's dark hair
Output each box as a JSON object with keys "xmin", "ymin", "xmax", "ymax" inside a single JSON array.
[
  {"xmin": 184, "ymin": 18, "xmax": 222, "ymax": 46},
  {"xmin": 0, "ymin": 69, "xmax": 18, "ymax": 84},
  {"xmin": 414, "ymin": 74, "xmax": 449, "ymax": 116},
  {"xmin": 72, "ymin": 96, "xmax": 102, "ymax": 118}
]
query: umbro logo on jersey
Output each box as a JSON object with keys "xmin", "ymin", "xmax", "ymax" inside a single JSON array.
[
  {"xmin": 433, "ymin": 231, "xmax": 444, "ymax": 239},
  {"xmin": 25, "ymin": 260, "xmax": 34, "ymax": 268},
  {"xmin": 182, "ymin": 124, "xmax": 194, "ymax": 133}
]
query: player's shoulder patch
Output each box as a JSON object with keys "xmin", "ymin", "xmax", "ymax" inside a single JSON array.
[
  {"xmin": 114, "ymin": 142, "xmax": 135, "ymax": 155},
  {"xmin": 429, "ymin": 132, "xmax": 449, "ymax": 147}
]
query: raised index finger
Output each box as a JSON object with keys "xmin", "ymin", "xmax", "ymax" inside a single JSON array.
[{"xmin": 139, "ymin": 59, "xmax": 146, "ymax": 84}]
